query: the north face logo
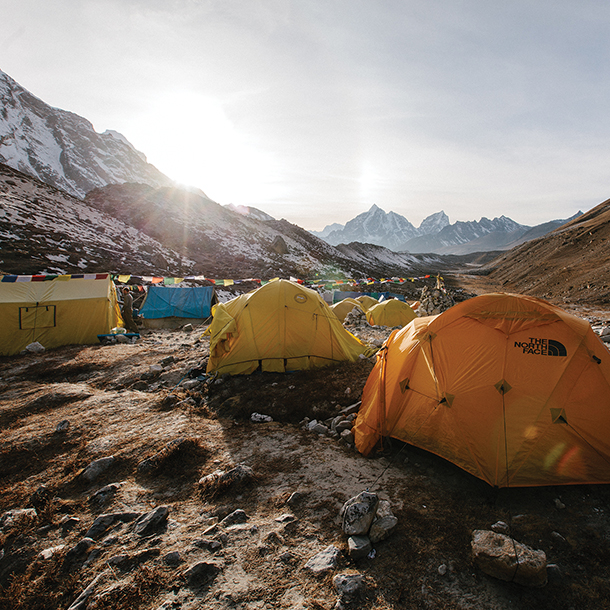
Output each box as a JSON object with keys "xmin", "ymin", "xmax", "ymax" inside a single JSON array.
[{"xmin": 514, "ymin": 338, "xmax": 567, "ymax": 356}]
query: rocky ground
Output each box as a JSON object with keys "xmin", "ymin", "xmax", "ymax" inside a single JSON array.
[{"xmin": 2, "ymin": 279, "xmax": 610, "ymax": 610}]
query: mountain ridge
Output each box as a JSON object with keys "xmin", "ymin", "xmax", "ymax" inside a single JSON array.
[{"xmin": 0, "ymin": 69, "xmax": 175, "ymax": 199}]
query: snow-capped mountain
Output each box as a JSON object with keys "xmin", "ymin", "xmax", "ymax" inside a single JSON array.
[
  {"xmin": 418, "ymin": 210, "xmax": 450, "ymax": 235},
  {"xmin": 402, "ymin": 216, "xmax": 529, "ymax": 254},
  {"xmin": 314, "ymin": 205, "xmax": 572, "ymax": 255},
  {"xmin": 0, "ymin": 69, "xmax": 174, "ymax": 198},
  {"xmin": 312, "ymin": 205, "xmax": 450, "ymax": 250},
  {"xmin": 314, "ymin": 204, "xmax": 447, "ymax": 251}
]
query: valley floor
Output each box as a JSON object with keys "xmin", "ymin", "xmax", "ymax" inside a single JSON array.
[{"xmin": 1, "ymin": 279, "xmax": 610, "ymax": 610}]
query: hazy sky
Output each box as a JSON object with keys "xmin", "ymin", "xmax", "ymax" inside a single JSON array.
[{"xmin": 2, "ymin": 1, "xmax": 609, "ymax": 230}]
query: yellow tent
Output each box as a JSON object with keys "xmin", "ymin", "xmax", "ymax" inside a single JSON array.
[
  {"xmin": 354, "ymin": 293, "xmax": 610, "ymax": 487},
  {"xmin": 0, "ymin": 274, "xmax": 123, "ymax": 356},
  {"xmin": 355, "ymin": 295, "xmax": 378, "ymax": 311},
  {"xmin": 330, "ymin": 298, "xmax": 363, "ymax": 322},
  {"xmin": 365, "ymin": 299, "xmax": 417, "ymax": 328},
  {"xmin": 204, "ymin": 280, "xmax": 373, "ymax": 375}
]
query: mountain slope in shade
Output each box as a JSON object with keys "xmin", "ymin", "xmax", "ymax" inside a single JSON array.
[
  {"xmin": 478, "ymin": 199, "xmax": 610, "ymax": 306},
  {"xmin": 0, "ymin": 162, "xmax": 457, "ymax": 280},
  {"xmin": 0, "ymin": 69, "xmax": 174, "ymax": 198}
]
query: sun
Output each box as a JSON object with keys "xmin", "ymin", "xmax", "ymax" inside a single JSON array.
[{"xmin": 125, "ymin": 92, "xmax": 279, "ymax": 204}]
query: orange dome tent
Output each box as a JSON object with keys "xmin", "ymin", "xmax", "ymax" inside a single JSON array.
[{"xmin": 353, "ymin": 293, "xmax": 610, "ymax": 487}]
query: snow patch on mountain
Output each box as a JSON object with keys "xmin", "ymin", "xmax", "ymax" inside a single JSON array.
[{"xmin": 0, "ymin": 69, "xmax": 174, "ymax": 198}]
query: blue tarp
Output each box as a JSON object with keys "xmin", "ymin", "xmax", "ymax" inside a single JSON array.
[{"xmin": 139, "ymin": 286, "xmax": 216, "ymax": 319}]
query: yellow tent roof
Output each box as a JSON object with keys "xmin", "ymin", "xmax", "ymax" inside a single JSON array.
[
  {"xmin": 330, "ymin": 298, "xmax": 363, "ymax": 322},
  {"xmin": 0, "ymin": 274, "xmax": 122, "ymax": 355},
  {"xmin": 204, "ymin": 280, "xmax": 374, "ymax": 375},
  {"xmin": 354, "ymin": 292, "xmax": 610, "ymax": 487},
  {"xmin": 365, "ymin": 299, "xmax": 417, "ymax": 328},
  {"xmin": 355, "ymin": 295, "xmax": 379, "ymax": 311}
]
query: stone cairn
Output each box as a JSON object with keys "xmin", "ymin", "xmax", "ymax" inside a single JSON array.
[{"xmin": 418, "ymin": 277, "xmax": 455, "ymax": 316}]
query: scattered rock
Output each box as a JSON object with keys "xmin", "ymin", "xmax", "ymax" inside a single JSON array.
[
  {"xmin": 199, "ymin": 464, "xmax": 254, "ymax": 497},
  {"xmin": 304, "ymin": 545, "xmax": 341, "ymax": 574},
  {"xmin": 133, "ymin": 506, "xmax": 169, "ymax": 536},
  {"xmin": 85, "ymin": 511, "xmax": 140, "ymax": 538},
  {"xmin": 546, "ymin": 563, "xmax": 563, "ymax": 583},
  {"xmin": 340, "ymin": 429, "xmax": 355, "ymax": 446},
  {"xmin": 80, "ymin": 456, "xmax": 115, "ymax": 483},
  {"xmin": 471, "ymin": 529, "xmax": 547, "ymax": 587},
  {"xmin": 162, "ymin": 550, "xmax": 184, "ymax": 566},
  {"xmin": 270, "ymin": 235, "xmax": 289, "ymax": 255},
  {"xmin": 38, "ymin": 545, "xmax": 65, "ymax": 560},
  {"xmin": 137, "ymin": 437, "xmax": 190, "ymax": 474},
  {"xmin": 29, "ymin": 485, "xmax": 52, "ymax": 509},
  {"xmin": 193, "ymin": 538, "xmax": 222, "ymax": 552},
  {"xmin": 251, "ymin": 412, "xmax": 273, "ymax": 422},
  {"xmin": 275, "ymin": 513, "xmax": 296, "ymax": 523},
  {"xmin": 279, "ymin": 551, "xmax": 296, "ymax": 564},
  {"xmin": 63, "ymin": 537, "xmax": 95, "ymax": 571},
  {"xmin": 88, "ymin": 483, "xmax": 121, "ymax": 506},
  {"xmin": 369, "ymin": 500, "xmax": 398, "ymax": 543},
  {"xmin": 55, "ymin": 419, "xmax": 70, "ymax": 433},
  {"xmin": 181, "ymin": 379, "xmax": 199, "ymax": 389},
  {"xmin": 287, "ymin": 491, "xmax": 303, "ymax": 506},
  {"xmin": 185, "ymin": 561, "xmax": 221, "ymax": 588},
  {"xmin": 60, "ymin": 516, "xmax": 81, "ymax": 535},
  {"xmin": 220, "ymin": 509, "xmax": 248, "ymax": 526},
  {"xmin": 333, "ymin": 572, "xmax": 365, "ymax": 601},
  {"xmin": 491, "ymin": 520, "xmax": 510, "ymax": 534},
  {"xmin": 341, "ymin": 491, "xmax": 379, "ymax": 536},
  {"xmin": 347, "ymin": 535, "xmax": 372, "ymax": 559},
  {"xmin": 25, "ymin": 341, "xmax": 45, "ymax": 353},
  {"xmin": 0, "ymin": 507, "xmax": 37, "ymax": 531}
]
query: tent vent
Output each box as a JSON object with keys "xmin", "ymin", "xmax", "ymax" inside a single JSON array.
[
  {"xmin": 494, "ymin": 379, "xmax": 512, "ymax": 395},
  {"xmin": 550, "ymin": 408, "xmax": 568, "ymax": 424},
  {"xmin": 399, "ymin": 378, "xmax": 410, "ymax": 393},
  {"xmin": 439, "ymin": 393, "xmax": 455, "ymax": 407},
  {"xmin": 593, "ymin": 355, "xmax": 602, "ymax": 364}
]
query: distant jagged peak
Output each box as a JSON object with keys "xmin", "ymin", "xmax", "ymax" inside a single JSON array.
[{"xmin": 419, "ymin": 210, "xmax": 450, "ymax": 234}]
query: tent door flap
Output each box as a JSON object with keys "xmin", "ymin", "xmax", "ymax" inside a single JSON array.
[{"xmin": 19, "ymin": 305, "xmax": 57, "ymax": 330}]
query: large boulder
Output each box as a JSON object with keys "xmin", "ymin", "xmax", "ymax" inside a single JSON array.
[
  {"xmin": 341, "ymin": 491, "xmax": 379, "ymax": 536},
  {"xmin": 471, "ymin": 529, "xmax": 547, "ymax": 587}
]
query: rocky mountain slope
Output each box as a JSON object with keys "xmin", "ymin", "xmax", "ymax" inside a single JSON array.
[
  {"xmin": 457, "ymin": 197, "xmax": 610, "ymax": 309},
  {"xmin": 0, "ymin": 162, "xmax": 459, "ymax": 281},
  {"xmin": 0, "ymin": 69, "xmax": 174, "ymax": 199}
]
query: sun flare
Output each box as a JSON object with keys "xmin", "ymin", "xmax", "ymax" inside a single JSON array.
[{"xmin": 126, "ymin": 92, "xmax": 279, "ymax": 204}]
